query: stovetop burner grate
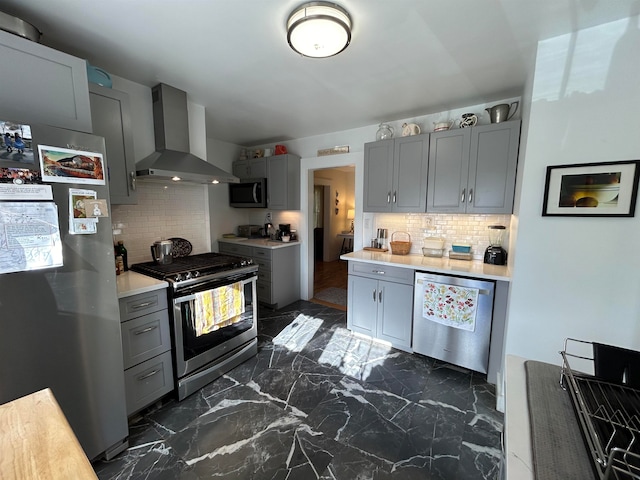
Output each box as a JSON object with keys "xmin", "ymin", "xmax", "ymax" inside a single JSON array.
[{"xmin": 131, "ymin": 252, "xmax": 253, "ymax": 280}]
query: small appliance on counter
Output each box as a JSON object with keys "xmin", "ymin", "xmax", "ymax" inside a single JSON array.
[
  {"xmin": 484, "ymin": 225, "xmax": 507, "ymax": 265},
  {"xmin": 263, "ymin": 222, "xmax": 274, "ymax": 238},
  {"xmin": 238, "ymin": 224, "xmax": 261, "ymax": 238},
  {"xmin": 276, "ymin": 224, "xmax": 291, "ymax": 241}
]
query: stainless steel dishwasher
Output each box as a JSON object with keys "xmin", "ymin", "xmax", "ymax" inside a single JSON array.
[{"xmin": 413, "ymin": 271, "xmax": 495, "ymax": 373}]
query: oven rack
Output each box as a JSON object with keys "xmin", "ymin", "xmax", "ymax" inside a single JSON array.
[{"xmin": 560, "ymin": 338, "xmax": 640, "ymax": 480}]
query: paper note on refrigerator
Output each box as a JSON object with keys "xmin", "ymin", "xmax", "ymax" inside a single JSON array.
[
  {"xmin": 0, "ymin": 201, "xmax": 63, "ymax": 274},
  {"xmin": 69, "ymin": 188, "xmax": 98, "ymax": 234}
]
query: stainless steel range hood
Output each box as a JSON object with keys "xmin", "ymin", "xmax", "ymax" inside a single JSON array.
[{"xmin": 136, "ymin": 83, "xmax": 238, "ymax": 184}]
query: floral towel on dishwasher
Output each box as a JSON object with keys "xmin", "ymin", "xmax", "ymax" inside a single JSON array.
[{"xmin": 422, "ymin": 282, "xmax": 479, "ymax": 332}]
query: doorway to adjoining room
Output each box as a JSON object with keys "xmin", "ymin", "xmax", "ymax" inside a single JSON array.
[{"xmin": 310, "ymin": 167, "xmax": 354, "ymax": 311}]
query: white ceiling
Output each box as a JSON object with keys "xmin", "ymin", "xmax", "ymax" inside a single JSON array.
[{"xmin": 1, "ymin": 1, "xmax": 636, "ymax": 146}]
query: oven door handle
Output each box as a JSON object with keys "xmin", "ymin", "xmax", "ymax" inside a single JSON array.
[{"xmin": 173, "ymin": 275, "xmax": 257, "ymax": 304}]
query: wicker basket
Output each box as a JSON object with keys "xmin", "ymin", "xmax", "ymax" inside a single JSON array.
[{"xmin": 390, "ymin": 232, "xmax": 412, "ymax": 255}]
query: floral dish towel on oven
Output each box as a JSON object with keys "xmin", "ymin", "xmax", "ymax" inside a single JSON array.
[
  {"xmin": 422, "ymin": 282, "xmax": 479, "ymax": 332},
  {"xmin": 193, "ymin": 281, "xmax": 245, "ymax": 336}
]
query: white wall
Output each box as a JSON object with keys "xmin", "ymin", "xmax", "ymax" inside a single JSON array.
[
  {"xmin": 505, "ymin": 15, "xmax": 640, "ymax": 364},
  {"xmin": 207, "ymin": 138, "xmax": 245, "ymax": 250}
]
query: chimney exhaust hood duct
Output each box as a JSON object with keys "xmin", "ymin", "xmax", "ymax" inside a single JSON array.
[{"xmin": 136, "ymin": 83, "xmax": 238, "ymax": 184}]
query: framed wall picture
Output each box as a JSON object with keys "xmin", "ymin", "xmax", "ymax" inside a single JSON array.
[{"xmin": 542, "ymin": 160, "xmax": 640, "ymax": 217}]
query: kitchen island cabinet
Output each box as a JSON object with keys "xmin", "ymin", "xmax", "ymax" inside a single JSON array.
[
  {"xmin": 267, "ymin": 154, "xmax": 301, "ymax": 210},
  {"xmin": 348, "ymin": 261, "xmax": 414, "ymax": 352},
  {"xmin": 427, "ymin": 121, "xmax": 520, "ymax": 214},
  {"xmin": 363, "ymin": 134, "xmax": 429, "ymax": 213},
  {"xmin": 0, "ymin": 29, "xmax": 92, "ymax": 132},
  {"xmin": 89, "ymin": 84, "xmax": 137, "ymax": 204},
  {"xmin": 218, "ymin": 238, "xmax": 300, "ymax": 309}
]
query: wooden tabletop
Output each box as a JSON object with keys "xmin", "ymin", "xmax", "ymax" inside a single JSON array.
[{"xmin": 0, "ymin": 388, "xmax": 97, "ymax": 479}]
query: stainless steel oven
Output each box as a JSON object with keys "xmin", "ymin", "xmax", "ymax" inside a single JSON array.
[{"xmin": 132, "ymin": 253, "xmax": 258, "ymax": 400}]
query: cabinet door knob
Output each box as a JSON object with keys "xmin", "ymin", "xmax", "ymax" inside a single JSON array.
[
  {"xmin": 460, "ymin": 188, "xmax": 466, "ymax": 203},
  {"xmin": 130, "ymin": 171, "xmax": 137, "ymax": 191},
  {"xmin": 468, "ymin": 188, "xmax": 473, "ymax": 204}
]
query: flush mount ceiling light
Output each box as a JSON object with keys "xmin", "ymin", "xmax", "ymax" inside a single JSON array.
[{"xmin": 287, "ymin": 2, "xmax": 352, "ymax": 58}]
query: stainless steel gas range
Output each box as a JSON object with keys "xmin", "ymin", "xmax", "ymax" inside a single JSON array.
[{"xmin": 132, "ymin": 253, "xmax": 258, "ymax": 400}]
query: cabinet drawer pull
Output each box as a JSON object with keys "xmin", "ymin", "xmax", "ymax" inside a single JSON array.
[
  {"xmin": 461, "ymin": 188, "xmax": 466, "ymax": 203},
  {"xmin": 468, "ymin": 188, "xmax": 473, "ymax": 203},
  {"xmin": 134, "ymin": 325, "xmax": 158, "ymax": 335},
  {"xmin": 132, "ymin": 301, "xmax": 153, "ymax": 309},
  {"xmin": 137, "ymin": 369, "xmax": 159, "ymax": 381},
  {"xmin": 371, "ymin": 269, "xmax": 385, "ymax": 275},
  {"xmin": 130, "ymin": 171, "xmax": 137, "ymax": 191}
]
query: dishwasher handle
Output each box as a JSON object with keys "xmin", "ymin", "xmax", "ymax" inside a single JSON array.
[{"xmin": 415, "ymin": 274, "xmax": 492, "ymax": 296}]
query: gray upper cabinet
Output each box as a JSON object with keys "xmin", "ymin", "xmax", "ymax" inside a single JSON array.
[
  {"xmin": 89, "ymin": 84, "xmax": 137, "ymax": 204},
  {"xmin": 426, "ymin": 129, "xmax": 471, "ymax": 213},
  {"xmin": 0, "ymin": 30, "xmax": 92, "ymax": 132},
  {"xmin": 267, "ymin": 154, "xmax": 300, "ymax": 210},
  {"xmin": 427, "ymin": 120, "xmax": 521, "ymax": 214},
  {"xmin": 363, "ymin": 139, "xmax": 394, "ymax": 212},
  {"xmin": 364, "ymin": 135, "xmax": 429, "ymax": 212},
  {"xmin": 233, "ymin": 158, "xmax": 267, "ymax": 179}
]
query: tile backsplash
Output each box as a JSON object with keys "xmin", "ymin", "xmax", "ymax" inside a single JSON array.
[
  {"xmin": 111, "ymin": 182, "xmax": 210, "ymax": 265},
  {"xmin": 371, "ymin": 213, "xmax": 511, "ymax": 259}
]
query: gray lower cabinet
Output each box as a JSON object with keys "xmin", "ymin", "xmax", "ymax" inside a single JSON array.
[
  {"xmin": 232, "ymin": 158, "xmax": 267, "ymax": 179},
  {"xmin": 218, "ymin": 241, "xmax": 300, "ymax": 308},
  {"xmin": 363, "ymin": 135, "xmax": 429, "ymax": 212},
  {"xmin": 119, "ymin": 290, "xmax": 173, "ymax": 416},
  {"xmin": 427, "ymin": 121, "xmax": 521, "ymax": 214},
  {"xmin": 0, "ymin": 29, "xmax": 92, "ymax": 132},
  {"xmin": 267, "ymin": 154, "xmax": 301, "ymax": 210},
  {"xmin": 347, "ymin": 261, "xmax": 414, "ymax": 352},
  {"xmin": 89, "ymin": 84, "xmax": 137, "ymax": 204}
]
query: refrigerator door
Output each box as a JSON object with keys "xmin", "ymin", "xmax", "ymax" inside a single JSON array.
[
  {"xmin": 0, "ymin": 124, "xmax": 128, "ymax": 460},
  {"xmin": 413, "ymin": 272, "xmax": 495, "ymax": 373}
]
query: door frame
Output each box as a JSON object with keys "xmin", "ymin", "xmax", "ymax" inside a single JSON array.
[{"xmin": 300, "ymin": 152, "xmax": 363, "ymax": 300}]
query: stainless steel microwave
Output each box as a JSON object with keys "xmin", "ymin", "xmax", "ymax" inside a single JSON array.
[{"xmin": 229, "ymin": 178, "xmax": 267, "ymax": 208}]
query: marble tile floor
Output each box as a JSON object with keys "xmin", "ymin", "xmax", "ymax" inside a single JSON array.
[{"xmin": 94, "ymin": 300, "xmax": 503, "ymax": 479}]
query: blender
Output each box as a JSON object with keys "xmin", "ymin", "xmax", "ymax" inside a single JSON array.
[{"xmin": 484, "ymin": 225, "xmax": 507, "ymax": 265}]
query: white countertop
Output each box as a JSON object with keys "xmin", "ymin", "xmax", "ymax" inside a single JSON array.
[
  {"xmin": 504, "ymin": 354, "xmax": 534, "ymax": 480},
  {"xmin": 116, "ymin": 271, "xmax": 168, "ymax": 298},
  {"xmin": 340, "ymin": 250, "xmax": 511, "ymax": 282},
  {"xmin": 218, "ymin": 237, "xmax": 301, "ymax": 250}
]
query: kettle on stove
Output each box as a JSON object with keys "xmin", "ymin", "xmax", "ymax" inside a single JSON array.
[{"xmin": 151, "ymin": 240, "xmax": 173, "ymax": 265}]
